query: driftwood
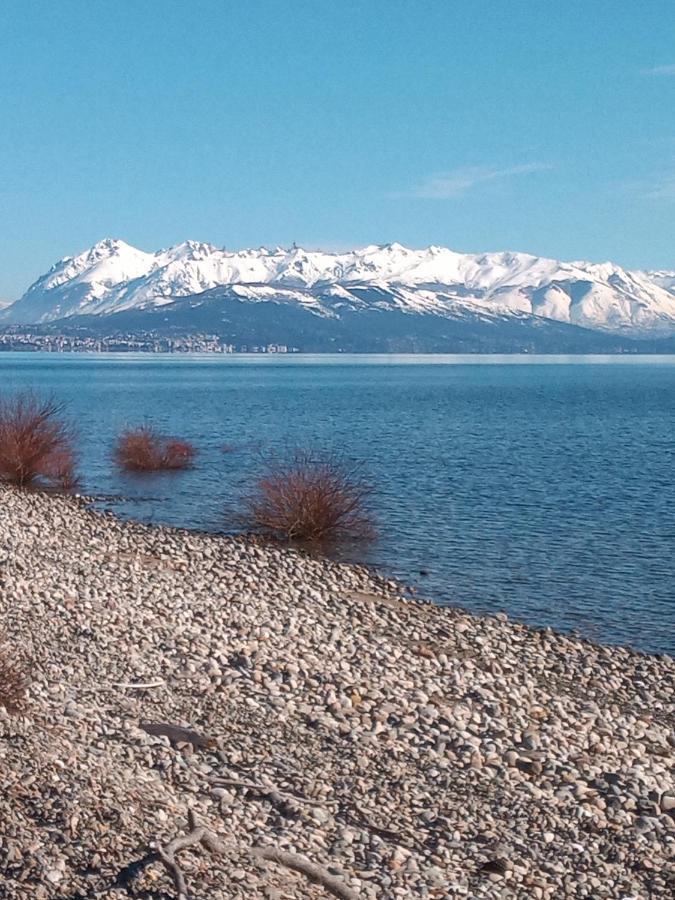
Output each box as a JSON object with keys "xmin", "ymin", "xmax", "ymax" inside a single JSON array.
[
  {"xmin": 210, "ymin": 775, "xmax": 337, "ymax": 809},
  {"xmin": 157, "ymin": 810, "xmax": 228, "ymax": 900},
  {"xmin": 119, "ymin": 809, "xmax": 359, "ymax": 900},
  {"xmin": 251, "ymin": 846, "xmax": 358, "ymax": 899},
  {"xmin": 212, "ymin": 775, "xmax": 410, "ymax": 848},
  {"xmin": 140, "ymin": 721, "xmax": 217, "ymax": 749}
]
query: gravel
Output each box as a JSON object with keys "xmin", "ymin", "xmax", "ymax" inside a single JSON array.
[{"xmin": 0, "ymin": 486, "xmax": 673, "ymax": 898}]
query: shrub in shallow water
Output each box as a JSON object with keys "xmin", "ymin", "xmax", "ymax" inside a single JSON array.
[
  {"xmin": 113, "ymin": 426, "xmax": 196, "ymax": 472},
  {"xmin": 0, "ymin": 392, "xmax": 77, "ymax": 489},
  {"xmin": 241, "ymin": 449, "xmax": 375, "ymax": 544}
]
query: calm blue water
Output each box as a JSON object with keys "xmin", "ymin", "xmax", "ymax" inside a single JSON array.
[{"xmin": 1, "ymin": 353, "xmax": 673, "ymax": 655}]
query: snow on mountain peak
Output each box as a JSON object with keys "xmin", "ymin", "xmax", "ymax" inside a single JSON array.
[
  {"xmin": 2, "ymin": 239, "xmax": 675, "ymax": 336},
  {"xmin": 91, "ymin": 237, "xmax": 131, "ymax": 252},
  {"xmin": 163, "ymin": 240, "xmax": 221, "ymax": 261}
]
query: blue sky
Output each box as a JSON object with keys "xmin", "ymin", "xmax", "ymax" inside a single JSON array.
[{"xmin": 1, "ymin": 0, "xmax": 674, "ymax": 297}]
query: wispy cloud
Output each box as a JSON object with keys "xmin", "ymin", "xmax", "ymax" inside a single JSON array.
[
  {"xmin": 643, "ymin": 63, "xmax": 675, "ymax": 76},
  {"xmin": 641, "ymin": 176, "xmax": 675, "ymax": 200},
  {"xmin": 624, "ymin": 171, "xmax": 675, "ymax": 201},
  {"xmin": 402, "ymin": 163, "xmax": 552, "ymax": 200}
]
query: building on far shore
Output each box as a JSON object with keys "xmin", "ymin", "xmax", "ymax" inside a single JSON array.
[{"xmin": 0, "ymin": 330, "xmax": 301, "ymax": 354}]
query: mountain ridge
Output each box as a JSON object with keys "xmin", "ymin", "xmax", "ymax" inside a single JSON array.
[{"xmin": 3, "ymin": 239, "xmax": 675, "ymax": 347}]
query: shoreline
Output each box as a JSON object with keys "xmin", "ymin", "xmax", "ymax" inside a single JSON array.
[
  {"xmin": 86, "ymin": 489, "xmax": 674, "ymax": 661},
  {"xmin": 86, "ymin": 489, "xmax": 673, "ymax": 662},
  {"xmin": 3, "ymin": 349, "xmax": 675, "ymax": 360},
  {"xmin": 1, "ymin": 486, "xmax": 673, "ymax": 898}
]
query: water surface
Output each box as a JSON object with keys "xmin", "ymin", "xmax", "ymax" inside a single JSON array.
[{"xmin": 1, "ymin": 352, "xmax": 673, "ymax": 655}]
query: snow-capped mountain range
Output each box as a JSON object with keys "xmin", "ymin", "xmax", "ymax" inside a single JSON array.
[{"xmin": 3, "ymin": 238, "xmax": 675, "ymax": 343}]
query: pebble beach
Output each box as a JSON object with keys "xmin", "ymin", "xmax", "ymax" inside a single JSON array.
[{"xmin": 0, "ymin": 486, "xmax": 673, "ymax": 899}]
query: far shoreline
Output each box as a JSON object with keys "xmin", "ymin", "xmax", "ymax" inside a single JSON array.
[{"xmin": 3, "ymin": 348, "xmax": 675, "ymax": 362}]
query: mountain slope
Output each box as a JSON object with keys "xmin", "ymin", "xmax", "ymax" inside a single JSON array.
[
  {"xmin": 21, "ymin": 286, "xmax": 675, "ymax": 354},
  {"xmin": 3, "ymin": 238, "xmax": 675, "ymax": 339}
]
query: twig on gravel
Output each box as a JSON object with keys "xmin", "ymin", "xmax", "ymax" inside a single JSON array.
[
  {"xmin": 121, "ymin": 810, "xmax": 358, "ymax": 900},
  {"xmin": 211, "ymin": 775, "xmax": 413, "ymax": 852},
  {"xmin": 210, "ymin": 774, "xmax": 337, "ymax": 809},
  {"xmin": 72, "ymin": 680, "xmax": 166, "ymax": 696},
  {"xmin": 250, "ymin": 846, "xmax": 359, "ymax": 900},
  {"xmin": 156, "ymin": 810, "xmax": 228, "ymax": 900},
  {"xmin": 348, "ymin": 803, "xmax": 410, "ymax": 845}
]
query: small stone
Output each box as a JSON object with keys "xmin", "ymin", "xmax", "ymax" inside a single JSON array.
[{"xmin": 424, "ymin": 866, "xmax": 446, "ymax": 886}]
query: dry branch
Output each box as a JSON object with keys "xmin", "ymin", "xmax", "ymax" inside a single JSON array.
[
  {"xmin": 251, "ymin": 846, "xmax": 358, "ymax": 900},
  {"xmin": 210, "ymin": 775, "xmax": 336, "ymax": 809},
  {"xmin": 121, "ymin": 809, "xmax": 360, "ymax": 900},
  {"xmin": 157, "ymin": 810, "xmax": 228, "ymax": 899}
]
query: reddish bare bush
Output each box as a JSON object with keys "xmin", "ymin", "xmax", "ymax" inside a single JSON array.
[
  {"xmin": 113, "ymin": 426, "xmax": 196, "ymax": 472},
  {"xmin": 0, "ymin": 643, "xmax": 28, "ymax": 715},
  {"xmin": 0, "ymin": 392, "xmax": 77, "ymax": 488},
  {"xmin": 163, "ymin": 439, "xmax": 196, "ymax": 469},
  {"xmin": 39, "ymin": 447, "xmax": 79, "ymax": 490},
  {"xmin": 241, "ymin": 450, "xmax": 375, "ymax": 543}
]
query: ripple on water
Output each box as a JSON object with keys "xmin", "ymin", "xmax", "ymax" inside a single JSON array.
[{"xmin": 1, "ymin": 352, "xmax": 673, "ymax": 655}]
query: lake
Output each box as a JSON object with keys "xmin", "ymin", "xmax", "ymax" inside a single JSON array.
[{"xmin": 1, "ymin": 352, "xmax": 673, "ymax": 655}]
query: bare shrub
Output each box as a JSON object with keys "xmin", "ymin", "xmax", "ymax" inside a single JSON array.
[
  {"xmin": 38, "ymin": 447, "xmax": 79, "ymax": 490},
  {"xmin": 0, "ymin": 643, "xmax": 28, "ymax": 715},
  {"xmin": 0, "ymin": 392, "xmax": 77, "ymax": 489},
  {"xmin": 163, "ymin": 439, "xmax": 197, "ymax": 469},
  {"xmin": 241, "ymin": 450, "xmax": 375, "ymax": 543},
  {"xmin": 113, "ymin": 426, "xmax": 196, "ymax": 472}
]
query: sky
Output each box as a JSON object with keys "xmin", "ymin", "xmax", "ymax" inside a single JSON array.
[{"xmin": 1, "ymin": 0, "xmax": 674, "ymax": 298}]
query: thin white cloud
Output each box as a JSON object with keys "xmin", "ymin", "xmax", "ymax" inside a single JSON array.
[
  {"xmin": 403, "ymin": 163, "xmax": 552, "ymax": 199},
  {"xmin": 643, "ymin": 63, "xmax": 675, "ymax": 76},
  {"xmin": 624, "ymin": 171, "xmax": 675, "ymax": 201},
  {"xmin": 642, "ymin": 176, "xmax": 675, "ymax": 200}
]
